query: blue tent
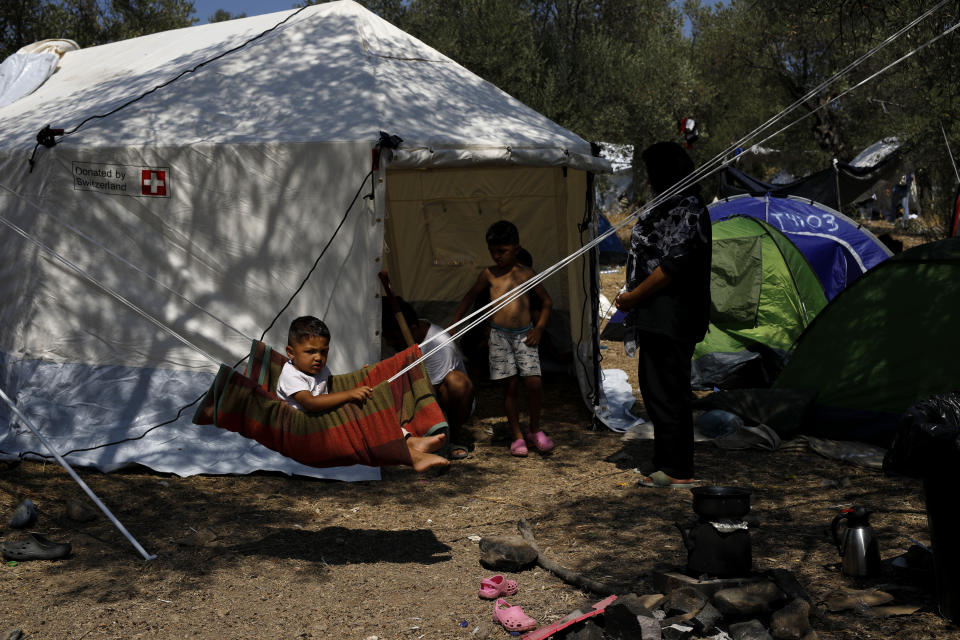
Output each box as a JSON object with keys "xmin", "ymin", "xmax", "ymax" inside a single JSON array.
[
  {"xmin": 709, "ymin": 195, "xmax": 892, "ymax": 300},
  {"xmin": 597, "ymin": 213, "xmax": 627, "ymax": 261}
]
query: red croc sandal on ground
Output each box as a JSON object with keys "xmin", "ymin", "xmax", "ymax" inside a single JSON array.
[
  {"xmin": 493, "ymin": 598, "xmax": 537, "ymax": 632},
  {"xmin": 478, "ymin": 574, "xmax": 518, "ymax": 599}
]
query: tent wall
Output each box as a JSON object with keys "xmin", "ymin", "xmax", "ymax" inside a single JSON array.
[
  {"xmin": 709, "ymin": 195, "xmax": 892, "ymax": 300},
  {"xmin": 0, "ymin": 140, "xmax": 383, "ymax": 480},
  {"xmin": 0, "ymin": 140, "xmax": 380, "ymax": 372},
  {"xmin": 691, "ymin": 216, "xmax": 828, "ymax": 389},
  {"xmin": 718, "ymin": 152, "xmax": 903, "ymax": 212},
  {"xmin": 773, "ymin": 238, "xmax": 960, "ymax": 445},
  {"xmin": 382, "ymin": 165, "xmax": 590, "ymax": 360}
]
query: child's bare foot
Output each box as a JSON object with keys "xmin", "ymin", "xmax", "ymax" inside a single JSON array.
[
  {"xmin": 408, "ymin": 446, "xmax": 450, "ymax": 472},
  {"xmin": 407, "ymin": 432, "xmax": 446, "ymax": 454}
]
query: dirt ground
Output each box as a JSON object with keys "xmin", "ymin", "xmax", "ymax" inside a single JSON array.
[{"xmin": 1, "ymin": 225, "xmax": 955, "ymax": 640}]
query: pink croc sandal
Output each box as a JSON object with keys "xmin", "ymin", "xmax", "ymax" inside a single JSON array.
[
  {"xmin": 509, "ymin": 439, "xmax": 529, "ymax": 457},
  {"xmin": 493, "ymin": 598, "xmax": 537, "ymax": 632},
  {"xmin": 525, "ymin": 430, "xmax": 555, "ymax": 453},
  {"xmin": 477, "ymin": 574, "xmax": 519, "ymax": 599}
]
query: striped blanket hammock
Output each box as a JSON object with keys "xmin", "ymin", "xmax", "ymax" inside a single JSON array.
[{"xmin": 193, "ymin": 340, "xmax": 447, "ymax": 468}]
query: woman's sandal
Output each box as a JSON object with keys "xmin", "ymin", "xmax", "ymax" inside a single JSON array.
[
  {"xmin": 477, "ymin": 574, "xmax": 518, "ymax": 599},
  {"xmin": 493, "ymin": 598, "xmax": 537, "ymax": 632},
  {"xmin": 638, "ymin": 470, "xmax": 698, "ymax": 489}
]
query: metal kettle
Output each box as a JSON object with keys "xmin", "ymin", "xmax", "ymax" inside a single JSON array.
[{"xmin": 831, "ymin": 506, "xmax": 882, "ymax": 577}]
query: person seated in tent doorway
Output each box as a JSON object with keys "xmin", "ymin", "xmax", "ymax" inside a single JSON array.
[
  {"xmin": 614, "ymin": 141, "xmax": 711, "ymax": 489},
  {"xmin": 278, "ymin": 315, "xmax": 449, "ymax": 471},
  {"xmin": 381, "ymin": 297, "xmax": 475, "ymax": 460},
  {"xmin": 453, "ymin": 220, "xmax": 555, "ymax": 458}
]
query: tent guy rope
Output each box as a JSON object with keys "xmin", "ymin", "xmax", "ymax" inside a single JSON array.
[
  {"xmin": 0, "ymin": 166, "xmax": 372, "ymax": 464},
  {"xmin": 10, "ymin": 0, "xmax": 951, "ymax": 388},
  {"xmin": 1, "ymin": 1, "xmax": 955, "ymax": 477}
]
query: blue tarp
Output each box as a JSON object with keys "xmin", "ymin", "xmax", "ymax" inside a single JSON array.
[{"xmin": 709, "ymin": 195, "xmax": 893, "ymax": 300}]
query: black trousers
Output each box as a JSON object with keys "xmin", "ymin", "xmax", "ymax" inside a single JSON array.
[{"xmin": 635, "ymin": 330, "xmax": 696, "ymax": 479}]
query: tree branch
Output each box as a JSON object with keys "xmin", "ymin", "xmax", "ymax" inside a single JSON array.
[{"xmin": 517, "ymin": 518, "xmax": 622, "ymax": 596}]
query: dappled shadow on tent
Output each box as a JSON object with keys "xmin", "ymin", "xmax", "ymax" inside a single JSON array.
[
  {"xmin": 691, "ymin": 216, "xmax": 828, "ymax": 391},
  {"xmin": 708, "ymin": 195, "xmax": 892, "ymax": 301},
  {"xmin": 4, "ymin": 12, "xmax": 375, "ymax": 148},
  {"xmin": 0, "ymin": 15, "xmax": 382, "ymax": 477}
]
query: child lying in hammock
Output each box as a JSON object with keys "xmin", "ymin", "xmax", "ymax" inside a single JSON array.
[
  {"xmin": 193, "ymin": 317, "xmax": 450, "ymax": 473},
  {"xmin": 277, "ymin": 316, "xmax": 449, "ymax": 472}
]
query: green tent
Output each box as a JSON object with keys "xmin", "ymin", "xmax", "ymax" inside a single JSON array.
[
  {"xmin": 692, "ymin": 216, "xmax": 828, "ymax": 388},
  {"xmin": 773, "ymin": 237, "xmax": 960, "ymax": 446}
]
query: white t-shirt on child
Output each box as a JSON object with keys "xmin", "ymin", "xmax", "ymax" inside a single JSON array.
[
  {"xmin": 276, "ymin": 361, "xmax": 331, "ymax": 411},
  {"xmin": 421, "ymin": 321, "xmax": 467, "ymax": 386}
]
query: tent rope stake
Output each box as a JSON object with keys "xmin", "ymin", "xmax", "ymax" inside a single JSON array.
[{"xmin": 0, "ymin": 386, "xmax": 157, "ymax": 561}]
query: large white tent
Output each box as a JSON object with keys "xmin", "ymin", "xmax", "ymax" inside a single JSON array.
[{"xmin": 0, "ymin": 1, "xmax": 609, "ymax": 480}]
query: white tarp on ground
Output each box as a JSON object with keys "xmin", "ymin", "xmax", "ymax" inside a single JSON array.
[{"xmin": 0, "ymin": 1, "xmax": 609, "ymax": 480}]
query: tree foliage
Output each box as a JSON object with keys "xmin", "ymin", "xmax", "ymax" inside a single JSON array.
[
  {"xmin": 688, "ymin": 0, "xmax": 960, "ymax": 229},
  {"xmin": 348, "ymin": 0, "xmax": 695, "ymax": 194},
  {"xmin": 5, "ymin": 0, "xmax": 957, "ymax": 228},
  {"xmin": 346, "ymin": 0, "xmax": 959, "ymax": 219},
  {"xmin": 1, "ymin": 1, "xmax": 196, "ymax": 59},
  {"xmin": 208, "ymin": 9, "xmax": 247, "ymax": 23}
]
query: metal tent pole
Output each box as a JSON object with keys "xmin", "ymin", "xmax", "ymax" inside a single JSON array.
[{"xmin": 0, "ymin": 386, "xmax": 157, "ymax": 561}]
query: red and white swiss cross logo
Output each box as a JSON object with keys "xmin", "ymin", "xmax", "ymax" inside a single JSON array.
[{"xmin": 141, "ymin": 169, "xmax": 167, "ymax": 197}]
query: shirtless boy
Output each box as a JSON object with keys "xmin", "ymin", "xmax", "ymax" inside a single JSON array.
[{"xmin": 453, "ymin": 220, "xmax": 555, "ymax": 457}]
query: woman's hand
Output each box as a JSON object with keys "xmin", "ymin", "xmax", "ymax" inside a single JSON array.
[
  {"xmin": 613, "ymin": 268, "xmax": 672, "ymax": 313},
  {"xmin": 614, "ymin": 289, "xmax": 637, "ymax": 312}
]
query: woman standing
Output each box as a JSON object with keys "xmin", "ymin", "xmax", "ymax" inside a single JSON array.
[{"xmin": 614, "ymin": 141, "xmax": 711, "ymax": 488}]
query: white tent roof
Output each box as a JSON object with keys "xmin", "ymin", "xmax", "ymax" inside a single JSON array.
[{"xmin": 1, "ymin": 0, "xmax": 608, "ymax": 172}]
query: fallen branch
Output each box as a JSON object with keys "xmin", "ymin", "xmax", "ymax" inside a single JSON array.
[{"xmin": 517, "ymin": 518, "xmax": 622, "ymax": 596}]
